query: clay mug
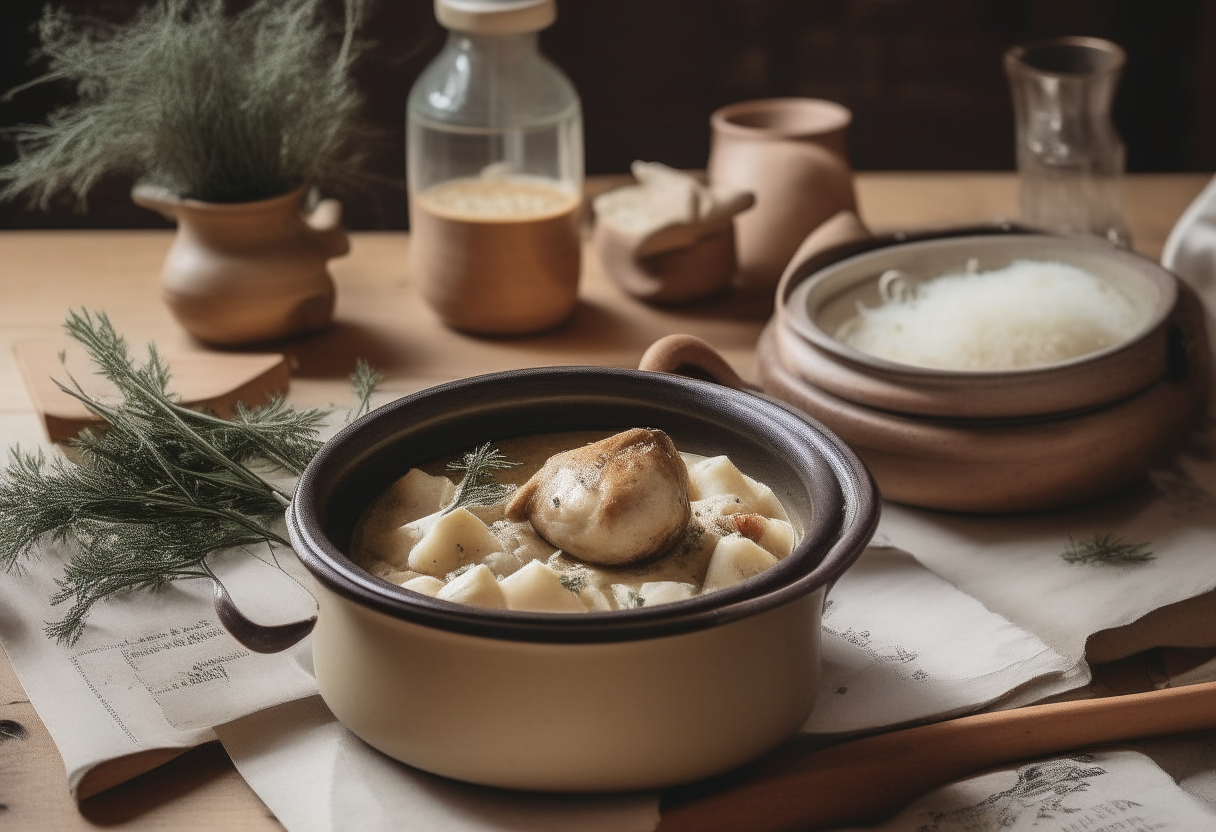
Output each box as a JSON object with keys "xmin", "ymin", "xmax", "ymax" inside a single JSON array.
[
  {"xmin": 133, "ymin": 185, "xmax": 349, "ymax": 346},
  {"xmin": 708, "ymin": 98, "xmax": 857, "ymax": 294}
]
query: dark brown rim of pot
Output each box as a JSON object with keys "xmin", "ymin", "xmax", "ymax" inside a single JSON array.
[{"xmin": 287, "ymin": 366, "xmax": 879, "ymax": 644}]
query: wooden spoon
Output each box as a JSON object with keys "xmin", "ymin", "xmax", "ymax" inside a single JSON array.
[{"xmin": 658, "ymin": 680, "xmax": 1216, "ymax": 831}]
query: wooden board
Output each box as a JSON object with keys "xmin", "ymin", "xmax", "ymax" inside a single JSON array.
[{"xmin": 13, "ymin": 340, "xmax": 291, "ymax": 442}]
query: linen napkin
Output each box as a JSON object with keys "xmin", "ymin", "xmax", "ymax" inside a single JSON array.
[
  {"xmin": 878, "ymin": 411, "xmax": 1216, "ymax": 672},
  {"xmin": 835, "ymin": 747, "xmax": 1216, "ymax": 831},
  {"xmin": 1163, "ymin": 173, "xmax": 1216, "ymax": 312},
  {"xmin": 803, "ymin": 546, "xmax": 1084, "ymax": 736},
  {"xmin": 215, "ymin": 696, "xmax": 660, "ymax": 832},
  {"xmin": 0, "ymin": 537, "xmax": 319, "ymax": 797}
]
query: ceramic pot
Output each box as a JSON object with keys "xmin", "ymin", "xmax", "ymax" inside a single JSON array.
[
  {"xmin": 643, "ymin": 229, "xmax": 1211, "ymax": 514},
  {"xmin": 592, "ymin": 219, "xmax": 738, "ymax": 305},
  {"xmin": 133, "ymin": 185, "xmax": 349, "ymax": 346},
  {"xmin": 279, "ymin": 367, "xmax": 878, "ymax": 791},
  {"xmin": 708, "ymin": 98, "xmax": 857, "ymax": 294}
]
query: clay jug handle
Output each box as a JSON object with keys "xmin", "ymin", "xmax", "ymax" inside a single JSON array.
[
  {"xmin": 211, "ymin": 573, "xmax": 317, "ymax": 654},
  {"xmin": 306, "ymin": 198, "xmax": 351, "ymax": 259},
  {"xmin": 639, "ymin": 334, "xmax": 761, "ymax": 393},
  {"xmin": 131, "ymin": 184, "xmax": 182, "ymax": 222}
]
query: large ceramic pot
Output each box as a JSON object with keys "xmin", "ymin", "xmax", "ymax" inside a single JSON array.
[
  {"xmin": 282, "ymin": 367, "xmax": 878, "ymax": 792},
  {"xmin": 644, "ymin": 227, "xmax": 1210, "ymax": 513},
  {"xmin": 133, "ymin": 185, "xmax": 349, "ymax": 346}
]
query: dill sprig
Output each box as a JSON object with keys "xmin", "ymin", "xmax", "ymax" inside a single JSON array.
[
  {"xmin": 0, "ymin": 309, "xmax": 339, "ymax": 644},
  {"xmin": 1061, "ymin": 533, "xmax": 1155, "ymax": 566},
  {"xmin": 442, "ymin": 443, "xmax": 520, "ymax": 515},
  {"xmin": 345, "ymin": 357, "xmax": 383, "ymax": 423},
  {"xmin": 1, "ymin": 0, "xmax": 376, "ymax": 208},
  {"xmin": 559, "ymin": 574, "xmax": 587, "ymax": 595}
]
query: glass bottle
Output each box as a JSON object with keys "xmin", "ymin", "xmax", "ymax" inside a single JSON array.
[
  {"xmin": 407, "ymin": 0, "xmax": 584, "ymax": 335},
  {"xmin": 1005, "ymin": 36, "xmax": 1130, "ymax": 247}
]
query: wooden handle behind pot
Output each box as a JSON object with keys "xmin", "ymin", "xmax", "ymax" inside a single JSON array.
[
  {"xmin": 639, "ymin": 334, "xmax": 760, "ymax": 392},
  {"xmin": 306, "ymin": 197, "xmax": 351, "ymax": 259}
]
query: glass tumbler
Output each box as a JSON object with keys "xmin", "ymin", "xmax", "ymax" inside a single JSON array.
[{"xmin": 1005, "ymin": 36, "xmax": 1130, "ymax": 247}]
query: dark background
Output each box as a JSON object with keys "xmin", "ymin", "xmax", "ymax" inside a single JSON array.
[{"xmin": 1, "ymin": 0, "xmax": 1213, "ymax": 229}]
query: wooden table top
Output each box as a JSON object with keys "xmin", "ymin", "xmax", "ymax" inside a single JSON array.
[{"xmin": 0, "ymin": 171, "xmax": 1209, "ymax": 830}]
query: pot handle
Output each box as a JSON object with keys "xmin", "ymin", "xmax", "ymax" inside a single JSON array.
[
  {"xmin": 639, "ymin": 334, "xmax": 761, "ymax": 393},
  {"xmin": 211, "ymin": 573, "xmax": 317, "ymax": 654},
  {"xmin": 306, "ymin": 197, "xmax": 351, "ymax": 259}
]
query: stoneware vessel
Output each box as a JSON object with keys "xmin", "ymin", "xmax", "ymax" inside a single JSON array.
[
  {"xmin": 133, "ymin": 185, "xmax": 349, "ymax": 346},
  {"xmin": 267, "ymin": 367, "xmax": 877, "ymax": 792},
  {"xmin": 643, "ymin": 227, "xmax": 1210, "ymax": 514},
  {"xmin": 708, "ymin": 98, "xmax": 857, "ymax": 294},
  {"xmin": 593, "ymin": 216, "xmax": 740, "ymax": 305}
]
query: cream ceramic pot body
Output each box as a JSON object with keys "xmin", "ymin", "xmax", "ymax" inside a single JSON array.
[
  {"xmin": 307, "ymin": 574, "xmax": 823, "ymax": 791},
  {"xmin": 286, "ymin": 367, "xmax": 877, "ymax": 792},
  {"xmin": 134, "ymin": 186, "xmax": 349, "ymax": 346}
]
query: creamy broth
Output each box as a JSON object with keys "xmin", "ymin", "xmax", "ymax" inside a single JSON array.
[{"xmin": 351, "ymin": 430, "xmax": 799, "ymax": 612}]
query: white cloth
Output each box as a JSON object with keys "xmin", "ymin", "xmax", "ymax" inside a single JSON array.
[
  {"xmin": 879, "ymin": 416, "xmax": 1216, "ymax": 674},
  {"xmin": 215, "ymin": 696, "xmax": 661, "ymax": 832},
  {"xmin": 836, "ymin": 748, "xmax": 1216, "ymax": 831},
  {"xmin": 804, "ymin": 546, "xmax": 1084, "ymax": 736},
  {"xmin": 0, "ymin": 539, "xmax": 318, "ymax": 795},
  {"xmin": 1163, "ymin": 174, "xmax": 1216, "ymax": 312}
]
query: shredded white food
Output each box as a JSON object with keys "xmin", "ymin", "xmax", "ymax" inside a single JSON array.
[{"xmin": 834, "ymin": 259, "xmax": 1143, "ymax": 370}]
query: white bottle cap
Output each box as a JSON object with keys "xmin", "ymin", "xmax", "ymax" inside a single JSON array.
[{"xmin": 435, "ymin": 0, "xmax": 556, "ymax": 34}]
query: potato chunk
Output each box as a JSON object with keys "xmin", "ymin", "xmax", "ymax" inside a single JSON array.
[
  {"xmin": 499, "ymin": 561, "xmax": 587, "ymax": 612},
  {"xmin": 436, "ymin": 564, "xmax": 507, "ymax": 610},
  {"xmin": 386, "ymin": 469, "xmax": 456, "ymax": 524},
  {"xmin": 506, "ymin": 428, "xmax": 691, "ymax": 566},
  {"xmin": 730, "ymin": 514, "xmax": 796, "ymax": 559},
  {"xmin": 702, "ymin": 535, "xmax": 780, "ymax": 594},
  {"xmin": 355, "ymin": 469, "xmax": 457, "ymax": 568},
  {"xmin": 400, "ymin": 575, "xmax": 445, "ymax": 597},
  {"xmin": 638, "ymin": 581, "xmax": 698, "ymax": 606},
  {"xmin": 407, "ymin": 508, "xmax": 505, "ymax": 577},
  {"xmin": 687, "ymin": 456, "xmax": 789, "ymax": 521}
]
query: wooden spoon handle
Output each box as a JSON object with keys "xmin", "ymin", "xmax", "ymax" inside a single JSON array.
[{"xmin": 658, "ymin": 679, "xmax": 1216, "ymax": 832}]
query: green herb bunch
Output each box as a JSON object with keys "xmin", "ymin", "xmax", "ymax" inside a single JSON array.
[
  {"xmin": 2, "ymin": 0, "xmax": 375, "ymax": 208},
  {"xmin": 0, "ymin": 310, "xmax": 337, "ymax": 644}
]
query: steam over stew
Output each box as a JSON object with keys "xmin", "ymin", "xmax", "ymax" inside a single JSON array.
[{"xmin": 351, "ymin": 429, "xmax": 800, "ymax": 612}]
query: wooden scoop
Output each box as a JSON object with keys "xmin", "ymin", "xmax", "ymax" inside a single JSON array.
[
  {"xmin": 658, "ymin": 679, "xmax": 1216, "ymax": 831},
  {"xmin": 14, "ymin": 339, "xmax": 290, "ymax": 442}
]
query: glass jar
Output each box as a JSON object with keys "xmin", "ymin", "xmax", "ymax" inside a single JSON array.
[
  {"xmin": 1005, "ymin": 36, "xmax": 1130, "ymax": 247},
  {"xmin": 407, "ymin": 0, "xmax": 584, "ymax": 335}
]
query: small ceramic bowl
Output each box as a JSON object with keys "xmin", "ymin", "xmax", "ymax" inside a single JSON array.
[
  {"xmin": 644, "ymin": 230, "xmax": 1210, "ymax": 513},
  {"xmin": 284, "ymin": 367, "xmax": 878, "ymax": 792}
]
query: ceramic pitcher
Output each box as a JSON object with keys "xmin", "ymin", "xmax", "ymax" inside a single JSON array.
[
  {"xmin": 708, "ymin": 98, "xmax": 857, "ymax": 295},
  {"xmin": 133, "ymin": 185, "xmax": 349, "ymax": 346}
]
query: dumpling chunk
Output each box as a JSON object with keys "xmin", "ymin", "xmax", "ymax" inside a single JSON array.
[
  {"xmin": 702, "ymin": 535, "xmax": 779, "ymax": 594},
  {"xmin": 688, "ymin": 456, "xmax": 789, "ymax": 521},
  {"xmin": 505, "ymin": 428, "xmax": 691, "ymax": 566},
  {"xmin": 499, "ymin": 561, "xmax": 586, "ymax": 612},
  {"xmin": 437, "ymin": 564, "xmax": 507, "ymax": 610},
  {"xmin": 407, "ymin": 508, "xmax": 504, "ymax": 577}
]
